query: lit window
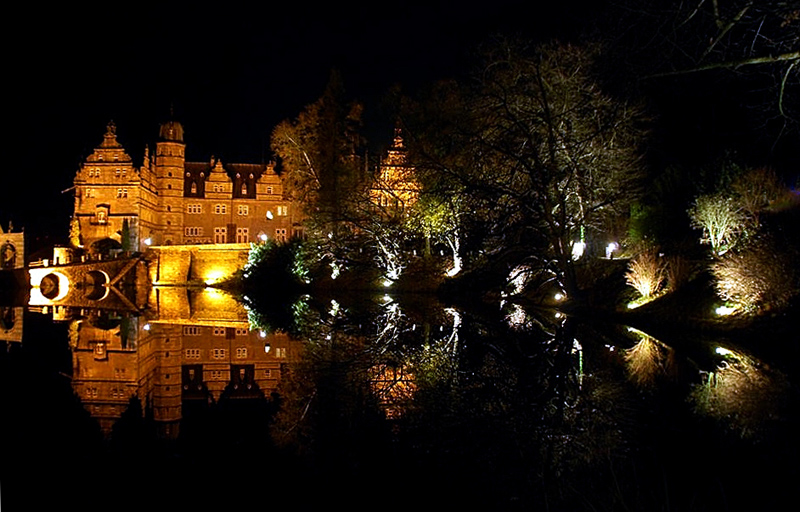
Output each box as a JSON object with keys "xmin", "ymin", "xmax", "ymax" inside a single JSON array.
[
  {"xmin": 85, "ymin": 188, "xmax": 95, "ymax": 198},
  {"xmin": 241, "ymin": 183, "xmax": 248, "ymax": 195},
  {"xmin": 275, "ymin": 347, "xmax": 286, "ymax": 358},
  {"xmin": 190, "ymin": 182, "xmax": 197, "ymax": 194},
  {"xmin": 214, "ymin": 227, "xmax": 227, "ymax": 244},
  {"xmin": 237, "ymin": 205, "xmax": 249, "ymax": 216},
  {"xmin": 277, "ymin": 205, "xmax": 288, "ymax": 216}
]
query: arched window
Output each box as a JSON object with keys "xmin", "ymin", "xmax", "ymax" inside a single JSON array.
[
  {"xmin": 241, "ymin": 183, "xmax": 247, "ymax": 196},
  {"xmin": 191, "ymin": 182, "xmax": 197, "ymax": 194}
]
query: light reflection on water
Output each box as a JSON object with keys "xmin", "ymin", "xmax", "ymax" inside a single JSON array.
[{"xmin": 1, "ymin": 296, "xmax": 797, "ymax": 510}]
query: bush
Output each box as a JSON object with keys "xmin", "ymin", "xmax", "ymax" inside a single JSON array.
[{"xmin": 711, "ymin": 234, "xmax": 799, "ymax": 312}]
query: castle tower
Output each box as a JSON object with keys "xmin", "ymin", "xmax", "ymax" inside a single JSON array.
[{"xmin": 155, "ymin": 120, "xmax": 186, "ymax": 245}]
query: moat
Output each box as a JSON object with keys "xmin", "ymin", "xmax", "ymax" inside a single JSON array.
[{"xmin": 1, "ymin": 261, "xmax": 798, "ymax": 510}]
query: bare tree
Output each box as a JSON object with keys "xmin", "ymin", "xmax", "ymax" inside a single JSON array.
[
  {"xmin": 410, "ymin": 40, "xmax": 648, "ymax": 296},
  {"xmin": 688, "ymin": 192, "xmax": 748, "ymax": 256}
]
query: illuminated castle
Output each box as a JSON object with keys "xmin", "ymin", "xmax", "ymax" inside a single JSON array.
[{"xmin": 72, "ymin": 121, "xmax": 304, "ymax": 252}]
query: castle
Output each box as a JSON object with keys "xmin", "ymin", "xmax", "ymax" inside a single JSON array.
[{"xmin": 72, "ymin": 120, "xmax": 304, "ymax": 252}]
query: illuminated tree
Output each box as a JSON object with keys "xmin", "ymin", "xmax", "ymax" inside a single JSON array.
[
  {"xmin": 406, "ymin": 40, "xmax": 647, "ymax": 295},
  {"xmin": 688, "ymin": 193, "xmax": 747, "ymax": 256}
]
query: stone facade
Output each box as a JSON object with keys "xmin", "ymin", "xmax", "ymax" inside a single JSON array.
[{"xmin": 72, "ymin": 121, "xmax": 304, "ymax": 251}]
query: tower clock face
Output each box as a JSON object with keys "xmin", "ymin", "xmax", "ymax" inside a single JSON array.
[{"xmin": 1, "ymin": 242, "xmax": 16, "ymax": 269}]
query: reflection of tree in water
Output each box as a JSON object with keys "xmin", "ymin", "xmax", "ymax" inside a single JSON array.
[
  {"xmin": 624, "ymin": 329, "xmax": 676, "ymax": 388},
  {"xmin": 690, "ymin": 352, "xmax": 791, "ymax": 440}
]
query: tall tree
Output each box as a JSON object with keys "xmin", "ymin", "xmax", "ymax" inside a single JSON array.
[
  {"xmin": 407, "ymin": 40, "xmax": 648, "ymax": 296},
  {"xmin": 271, "ymin": 71, "xmax": 366, "ymax": 225}
]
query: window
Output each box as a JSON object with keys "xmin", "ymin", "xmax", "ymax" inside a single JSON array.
[
  {"xmin": 275, "ymin": 347, "xmax": 287, "ymax": 358},
  {"xmin": 184, "ymin": 226, "xmax": 202, "ymax": 237},
  {"xmin": 237, "ymin": 205, "xmax": 249, "ymax": 216},
  {"xmin": 85, "ymin": 188, "xmax": 95, "ymax": 198},
  {"xmin": 214, "ymin": 227, "xmax": 227, "ymax": 244},
  {"xmin": 183, "ymin": 326, "xmax": 201, "ymax": 336},
  {"xmin": 213, "ymin": 327, "xmax": 226, "ymax": 336},
  {"xmin": 275, "ymin": 228, "xmax": 287, "ymax": 243},
  {"xmin": 190, "ymin": 182, "xmax": 197, "ymax": 194},
  {"xmin": 95, "ymin": 208, "xmax": 108, "ymax": 225},
  {"xmin": 187, "ymin": 204, "xmax": 202, "ymax": 214},
  {"xmin": 185, "ymin": 348, "xmax": 201, "ymax": 359},
  {"xmin": 213, "ymin": 184, "xmax": 223, "ymax": 193},
  {"xmin": 264, "ymin": 369, "xmax": 272, "ymax": 377},
  {"xmin": 117, "ymin": 188, "xmax": 128, "ymax": 198},
  {"xmin": 236, "ymin": 347, "xmax": 247, "ymax": 359},
  {"xmin": 277, "ymin": 205, "xmax": 288, "ymax": 216},
  {"xmin": 212, "ymin": 348, "xmax": 227, "ymax": 359},
  {"xmin": 214, "ymin": 204, "xmax": 227, "ymax": 215},
  {"xmin": 211, "ymin": 370, "xmax": 226, "ymax": 380},
  {"xmin": 241, "ymin": 183, "xmax": 248, "ymax": 195},
  {"xmin": 115, "ymin": 169, "xmax": 121, "ymax": 178},
  {"xmin": 267, "ymin": 186, "xmax": 273, "ymax": 195},
  {"xmin": 236, "ymin": 227, "xmax": 249, "ymax": 243},
  {"xmin": 235, "ymin": 327, "xmax": 249, "ymax": 336}
]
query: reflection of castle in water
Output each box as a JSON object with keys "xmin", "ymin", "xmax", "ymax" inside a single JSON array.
[
  {"xmin": 23, "ymin": 245, "xmax": 302, "ymax": 437},
  {"xmin": 69, "ymin": 296, "xmax": 300, "ymax": 438}
]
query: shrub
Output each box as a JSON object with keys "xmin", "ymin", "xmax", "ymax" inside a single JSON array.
[
  {"xmin": 625, "ymin": 248, "xmax": 666, "ymax": 299},
  {"xmin": 711, "ymin": 235, "xmax": 799, "ymax": 312}
]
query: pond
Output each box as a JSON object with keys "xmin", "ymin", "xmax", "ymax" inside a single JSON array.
[{"xmin": 0, "ymin": 290, "xmax": 797, "ymax": 511}]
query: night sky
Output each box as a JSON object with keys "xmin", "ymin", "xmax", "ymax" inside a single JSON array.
[{"xmin": 3, "ymin": 1, "xmax": 796, "ymax": 251}]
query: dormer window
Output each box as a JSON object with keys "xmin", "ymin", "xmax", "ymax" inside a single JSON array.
[
  {"xmin": 241, "ymin": 183, "xmax": 247, "ymax": 195},
  {"xmin": 190, "ymin": 182, "xmax": 197, "ymax": 194}
]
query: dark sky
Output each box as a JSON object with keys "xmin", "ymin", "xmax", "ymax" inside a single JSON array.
[
  {"xmin": 5, "ymin": 1, "xmax": 795, "ymax": 248},
  {"xmin": 4, "ymin": 1, "xmax": 606, "ymax": 243}
]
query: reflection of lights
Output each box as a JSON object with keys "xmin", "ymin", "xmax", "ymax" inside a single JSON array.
[
  {"xmin": 571, "ymin": 241, "xmax": 586, "ymax": 260},
  {"xmin": 383, "ymin": 279, "xmax": 393, "ymax": 288},
  {"xmin": 382, "ymin": 294, "xmax": 392, "ymax": 303},
  {"xmin": 330, "ymin": 262, "xmax": 340, "ymax": 280},
  {"xmin": 715, "ymin": 347, "xmax": 734, "ymax": 356},
  {"xmin": 716, "ymin": 305, "xmax": 736, "ymax": 316},
  {"xmin": 505, "ymin": 304, "xmax": 527, "ymax": 327},
  {"xmin": 605, "ymin": 242, "xmax": 618, "ymax": 259},
  {"xmin": 329, "ymin": 299, "xmax": 340, "ymax": 316},
  {"xmin": 555, "ymin": 312, "xmax": 563, "ymax": 318},
  {"xmin": 554, "ymin": 292, "xmax": 564, "ymax": 301}
]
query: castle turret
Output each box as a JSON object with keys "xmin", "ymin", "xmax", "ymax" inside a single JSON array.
[{"xmin": 155, "ymin": 120, "xmax": 186, "ymax": 245}]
